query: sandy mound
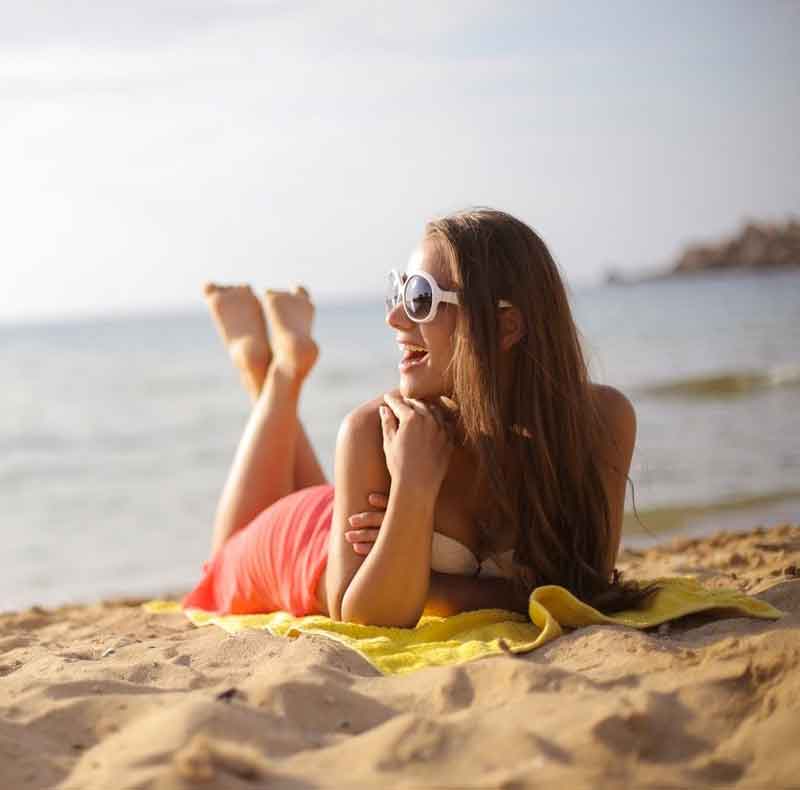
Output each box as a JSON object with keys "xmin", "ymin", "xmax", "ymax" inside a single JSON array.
[{"xmin": 2, "ymin": 524, "xmax": 799, "ymax": 789}]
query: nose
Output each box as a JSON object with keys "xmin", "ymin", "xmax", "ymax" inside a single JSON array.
[{"xmin": 386, "ymin": 300, "xmax": 412, "ymax": 330}]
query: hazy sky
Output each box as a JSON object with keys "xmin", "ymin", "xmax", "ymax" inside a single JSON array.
[{"xmin": 2, "ymin": 1, "xmax": 798, "ymax": 322}]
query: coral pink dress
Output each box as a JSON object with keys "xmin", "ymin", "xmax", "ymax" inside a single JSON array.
[
  {"xmin": 183, "ymin": 484, "xmax": 334, "ymax": 617},
  {"xmin": 183, "ymin": 483, "xmax": 515, "ymax": 618}
]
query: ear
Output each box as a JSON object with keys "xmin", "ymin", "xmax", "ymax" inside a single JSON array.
[{"xmin": 498, "ymin": 306, "xmax": 525, "ymax": 352}]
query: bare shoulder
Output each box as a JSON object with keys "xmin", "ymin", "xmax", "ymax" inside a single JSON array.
[
  {"xmin": 337, "ymin": 390, "xmax": 408, "ymax": 451},
  {"xmin": 590, "ymin": 384, "xmax": 636, "ymax": 442},
  {"xmin": 335, "ymin": 394, "xmax": 391, "ymax": 487},
  {"xmin": 337, "ymin": 394, "xmax": 386, "ymax": 446},
  {"xmin": 589, "ymin": 384, "xmax": 637, "ymax": 480},
  {"xmin": 589, "ymin": 386, "xmax": 635, "ymax": 573}
]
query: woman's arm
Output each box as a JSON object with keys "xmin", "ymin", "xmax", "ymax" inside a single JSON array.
[
  {"xmin": 424, "ymin": 572, "xmax": 528, "ymax": 617},
  {"xmin": 325, "ymin": 395, "xmax": 452, "ymax": 627},
  {"xmin": 341, "ymin": 484, "xmax": 437, "ymax": 627},
  {"xmin": 325, "ymin": 397, "xmax": 391, "ymax": 622},
  {"xmin": 345, "ymin": 496, "xmax": 529, "ymax": 617}
]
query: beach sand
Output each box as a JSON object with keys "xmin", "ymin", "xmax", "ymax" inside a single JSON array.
[{"xmin": 2, "ymin": 524, "xmax": 799, "ymax": 789}]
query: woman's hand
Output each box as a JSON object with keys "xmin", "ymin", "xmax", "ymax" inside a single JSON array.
[
  {"xmin": 380, "ymin": 392, "xmax": 455, "ymax": 492},
  {"xmin": 344, "ymin": 493, "xmax": 388, "ymax": 556}
]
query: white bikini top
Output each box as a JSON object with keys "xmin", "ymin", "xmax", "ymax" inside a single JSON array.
[{"xmin": 431, "ymin": 532, "xmax": 515, "ymax": 579}]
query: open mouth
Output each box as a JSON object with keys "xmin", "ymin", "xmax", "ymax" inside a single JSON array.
[{"xmin": 399, "ymin": 343, "xmax": 429, "ymax": 371}]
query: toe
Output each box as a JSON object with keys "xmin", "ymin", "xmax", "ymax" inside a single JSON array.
[{"xmin": 294, "ymin": 285, "xmax": 310, "ymax": 299}]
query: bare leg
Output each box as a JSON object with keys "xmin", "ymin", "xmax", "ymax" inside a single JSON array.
[
  {"xmin": 203, "ymin": 283, "xmax": 271, "ymax": 401},
  {"xmin": 208, "ymin": 286, "xmax": 321, "ymax": 555},
  {"xmin": 293, "ymin": 422, "xmax": 328, "ymax": 491},
  {"xmin": 204, "ymin": 283, "xmax": 326, "ymax": 492}
]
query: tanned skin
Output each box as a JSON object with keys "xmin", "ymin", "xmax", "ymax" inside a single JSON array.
[{"xmin": 204, "ymin": 250, "xmax": 635, "ymax": 627}]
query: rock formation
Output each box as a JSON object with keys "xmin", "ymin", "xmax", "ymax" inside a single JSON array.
[{"xmin": 673, "ymin": 218, "xmax": 800, "ymax": 274}]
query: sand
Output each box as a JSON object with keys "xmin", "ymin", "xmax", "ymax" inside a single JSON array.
[{"xmin": 2, "ymin": 523, "xmax": 799, "ymax": 790}]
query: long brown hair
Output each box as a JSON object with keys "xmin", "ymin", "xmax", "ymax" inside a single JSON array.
[{"xmin": 426, "ymin": 208, "xmax": 648, "ymax": 611}]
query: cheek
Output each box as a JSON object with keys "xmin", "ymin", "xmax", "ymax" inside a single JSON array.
[{"xmin": 423, "ymin": 323, "xmax": 456, "ymax": 368}]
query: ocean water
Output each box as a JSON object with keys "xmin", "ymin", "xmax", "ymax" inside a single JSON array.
[{"xmin": 1, "ymin": 271, "xmax": 799, "ymax": 610}]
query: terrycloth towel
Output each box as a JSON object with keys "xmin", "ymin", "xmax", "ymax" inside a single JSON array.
[{"xmin": 145, "ymin": 577, "xmax": 781, "ymax": 676}]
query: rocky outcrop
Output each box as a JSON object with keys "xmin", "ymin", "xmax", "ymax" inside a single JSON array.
[{"xmin": 673, "ymin": 218, "xmax": 800, "ymax": 274}]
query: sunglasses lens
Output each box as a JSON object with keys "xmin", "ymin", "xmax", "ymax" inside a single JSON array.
[{"xmin": 404, "ymin": 275, "xmax": 433, "ymax": 321}]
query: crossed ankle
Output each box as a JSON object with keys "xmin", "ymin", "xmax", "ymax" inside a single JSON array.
[{"xmin": 268, "ymin": 355, "xmax": 316, "ymax": 387}]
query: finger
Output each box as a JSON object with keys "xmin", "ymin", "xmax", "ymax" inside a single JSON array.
[
  {"xmin": 425, "ymin": 401, "xmax": 447, "ymax": 431},
  {"xmin": 435, "ymin": 398, "xmax": 458, "ymax": 439},
  {"xmin": 379, "ymin": 404, "xmax": 398, "ymax": 440},
  {"xmin": 410, "ymin": 398, "xmax": 447, "ymax": 429},
  {"xmin": 419, "ymin": 401, "xmax": 450, "ymax": 442},
  {"xmin": 435, "ymin": 397, "xmax": 458, "ymax": 423},
  {"xmin": 439, "ymin": 395, "xmax": 459, "ymax": 415},
  {"xmin": 383, "ymin": 391, "xmax": 415, "ymax": 421},
  {"xmin": 352, "ymin": 542, "xmax": 373, "ymax": 556},
  {"xmin": 402, "ymin": 396, "xmax": 429, "ymax": 416},
  {"xmin": 403, "ymin": 398, "xmax": 441, "ymax": 429},
  {"xmin": 367, "ymin": 492, "xmax": 389, "ymax": 508},
  {"xmin": 347, "ymin": 511, "xmax": 384, "ymax": 528},
  {"xmin": 441, "ymin": 408, "xmax": 458, "ymax": 441},
  {"xmin": 345, "ymin": 528, "xmax": 380, "ymax": 543}
]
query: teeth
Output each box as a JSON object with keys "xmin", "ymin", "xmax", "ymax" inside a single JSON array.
[{"xmin": 399, "ymin": 343, "xmax": 427, "ymax": 352}]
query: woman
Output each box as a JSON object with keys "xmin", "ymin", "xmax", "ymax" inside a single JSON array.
[{"xmin": 184, "ymin": 208, "xmax": 639, "ymax": 627}]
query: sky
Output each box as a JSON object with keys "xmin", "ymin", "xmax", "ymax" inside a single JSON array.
[{"xmin": 1, "ymin": 0, "xmax": 798, "ymax": 323}]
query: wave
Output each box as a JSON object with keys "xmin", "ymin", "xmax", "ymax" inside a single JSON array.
[
  {"xmin": 638, "ymin": 364, "xmax": 800, "ymax": 400},
  {"xmin": 622, "ymin": 488, "xmax": 800, "ymax": 544}
]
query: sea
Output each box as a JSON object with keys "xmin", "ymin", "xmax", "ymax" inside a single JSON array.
[{"xmin": 2, "ymin": 270, "xmax": 799, "ymax": 611}]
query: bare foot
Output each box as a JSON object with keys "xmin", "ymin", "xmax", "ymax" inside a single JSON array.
[
  {"xmin": 204, "ymin": 283, "xmax": 272, "ymax": 401},
  {"xmin": 262, "ymin": 286, "xmax": 319, "ymax": 381}
]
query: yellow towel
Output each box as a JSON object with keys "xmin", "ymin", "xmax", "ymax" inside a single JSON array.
[{"xmin": 145, "ymin": 577, "xmax": 781, "ymax": 676}]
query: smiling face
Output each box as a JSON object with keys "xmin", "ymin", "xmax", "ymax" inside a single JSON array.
[{"xmin": 386, "ymin": 240, "xmax": 459, "ymax": 400}]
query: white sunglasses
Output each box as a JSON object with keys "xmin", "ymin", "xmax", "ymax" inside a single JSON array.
[{"xmin": 386, "ymin": 269, "xmax": 512, "ymax": 324}]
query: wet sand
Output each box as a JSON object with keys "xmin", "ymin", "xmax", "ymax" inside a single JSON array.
[{"xmin": 1, "ymin": 523, "xmax": 798, "ymax": 789}]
